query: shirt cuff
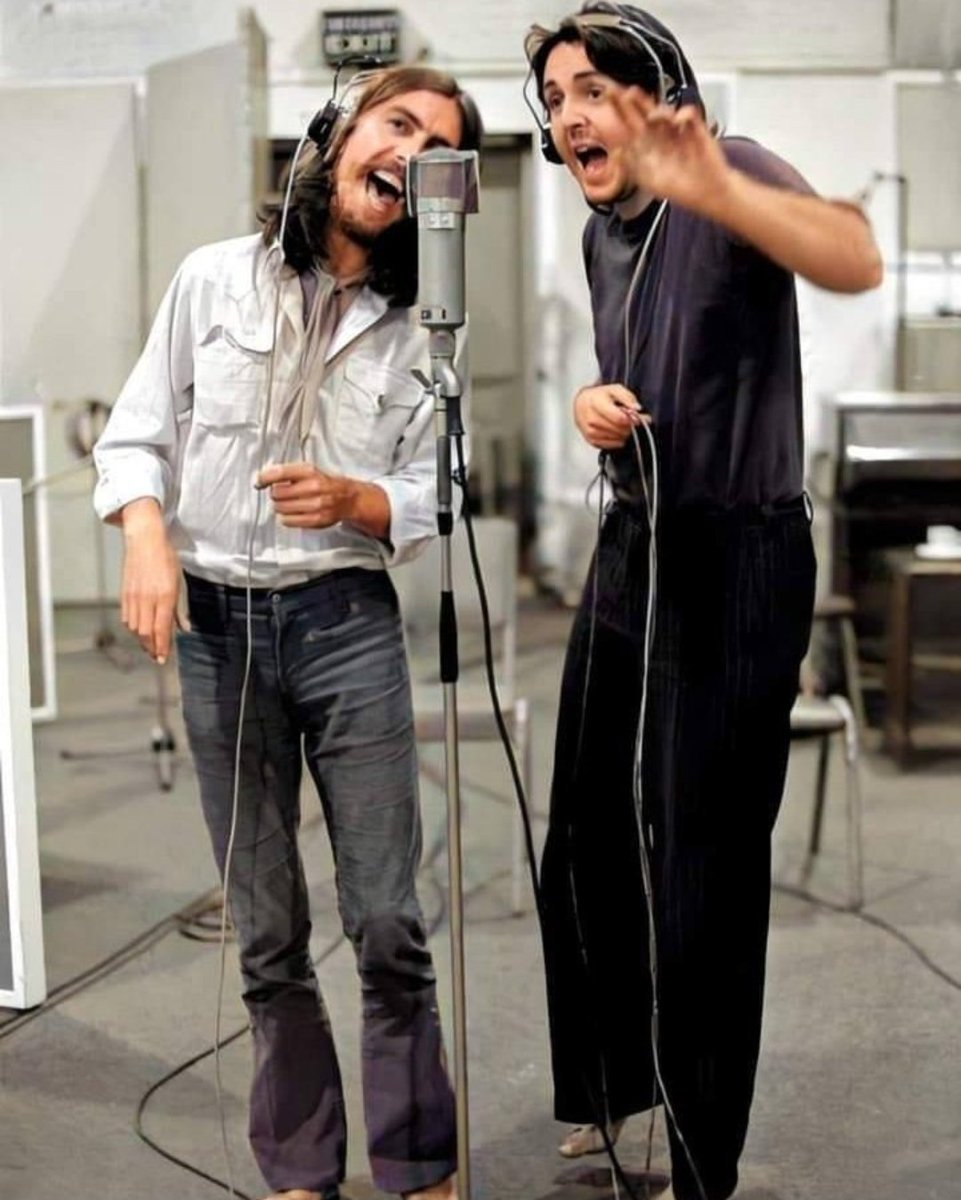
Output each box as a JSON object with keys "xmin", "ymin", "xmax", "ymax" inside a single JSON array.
[
  {"xmin": 93, "ymin": 450, "xmax": 168, "ymax": 523},
  {"xmin": 372, "ymin": 476, "xmax": 439, "ymax": 567}
]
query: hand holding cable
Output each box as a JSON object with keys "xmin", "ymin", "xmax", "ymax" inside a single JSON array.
[
  {"xmin": 574, "ymin": 383, "xmax": 650, "ymax": 450},
  {"xmin": 257, "ymin": 461, "xmax": 391, "ymax": 539}
]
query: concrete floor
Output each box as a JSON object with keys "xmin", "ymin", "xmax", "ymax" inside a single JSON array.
[{"xmin": 2, "ymin": 594, "xmax": 960, "ymax": 1200}]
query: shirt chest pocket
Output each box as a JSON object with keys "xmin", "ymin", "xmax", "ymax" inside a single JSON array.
[
  {"xmin": 193, "ymin": 324, "xmax": 274, "ymax": 428},
  {"xmin": 334, "ymin": 356, "xmax": 425, "ymax": 474}
]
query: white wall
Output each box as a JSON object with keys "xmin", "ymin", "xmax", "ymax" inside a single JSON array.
[
  {"xmin": 735, "ymin": 73, "xmax": 900, "ymax": 449},
  {"xmin": 252, "ymin": 0, "xmax": 892, "ymax": 76}
]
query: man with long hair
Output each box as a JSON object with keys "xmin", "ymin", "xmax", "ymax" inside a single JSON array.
[
  {"xmin": 524, "ymin": 5, "xmax": 881, "ymax": 1199},
  {"xmin": 94, "ymin": 65, "xmax": 482, "ymax": 1200}
]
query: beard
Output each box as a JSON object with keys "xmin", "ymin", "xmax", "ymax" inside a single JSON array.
[
  {"xmin": 330, "ymin": 185, "xmax": 392, "ymax": 250},
  {"xmin": 336, "ymin": 207, "xmax": 380, "ymax": 249}
]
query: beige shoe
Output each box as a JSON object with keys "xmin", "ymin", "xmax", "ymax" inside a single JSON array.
[{"xmin": 558, "ymin": 1118, "xmax": 626, "ymax": 1158}]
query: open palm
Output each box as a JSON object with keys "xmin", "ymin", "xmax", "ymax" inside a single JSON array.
[{"xmin": 614, "ymin": 87, "xmax": 730, "ymax": 213}]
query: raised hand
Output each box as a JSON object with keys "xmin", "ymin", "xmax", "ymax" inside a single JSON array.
[{"xmin": 612, "ymin": 87, "xmax": 731, "ymax": 217}]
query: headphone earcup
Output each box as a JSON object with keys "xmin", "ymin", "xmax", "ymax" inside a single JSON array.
[
  {"xmin": 540, "ymin": 126, "xmax": 563, "ymax": 165},
  {"xmin": 669, "ymin": 83, "xmax": 700, "ymax": 111},
  {"xmin": 308, "ymin": 99, "xmax": 342, "ymax": 151}
]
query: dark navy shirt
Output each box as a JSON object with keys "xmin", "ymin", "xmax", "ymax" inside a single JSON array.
[{"xmin": 584, "ymin": 137, "xmax": 814, "ymax": 510}]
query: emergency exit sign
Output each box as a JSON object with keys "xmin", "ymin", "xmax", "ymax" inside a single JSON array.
[{"xmin": 321, "ymin": 9, "xmax": 403, "ymax": 64}]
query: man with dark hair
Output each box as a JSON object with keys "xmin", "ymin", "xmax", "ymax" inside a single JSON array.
[
  {"xmin": 94, "ymin": 65, "xmax": 482, "ymax": 1200},
  {"xmin": 524, "ymin": 5, "xmax": 881, "ymax": 1199}
]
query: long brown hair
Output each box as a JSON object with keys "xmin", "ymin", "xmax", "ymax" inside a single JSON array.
[{"xmin": 261, "ymin": 66, "xmax": 483, "ymax": 307}]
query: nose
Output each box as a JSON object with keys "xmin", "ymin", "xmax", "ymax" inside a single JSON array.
[
  {"xmin": 386, "ymin": 149, "xmax": 410, "ymax": 176},
  {"xmin": 554, "ymin": 96, "xmax": 586, "ymax": 136}
]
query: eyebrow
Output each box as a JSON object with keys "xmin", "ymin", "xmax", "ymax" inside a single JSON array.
[
  {"xmin": 543, "ymin": 70, "xmax": 606, "ymax": 93},
  {"xmin": 388, "ymin": 103, "xmax": 456, "ymax": 149}
]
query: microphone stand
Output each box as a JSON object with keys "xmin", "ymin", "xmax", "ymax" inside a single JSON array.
[
  {"xmin": 418, "ymin": 328, "xmax": 471, "ymax": 1200},
  {"xmin": 409, "ymin": 145, "xmax": 480, "ymax": 1199}
]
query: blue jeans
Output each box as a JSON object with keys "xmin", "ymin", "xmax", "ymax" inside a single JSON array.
[{"xmin": 176, "ymin": 568, "xmax": 456, "ymax": 1196}]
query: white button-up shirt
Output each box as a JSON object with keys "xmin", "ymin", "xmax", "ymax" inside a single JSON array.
[{"xmin": 94, "ymin": 234, "xmax": 469, "ymax": 587}]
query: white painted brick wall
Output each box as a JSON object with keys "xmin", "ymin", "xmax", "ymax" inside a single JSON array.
[
  {"xmin": 256, "ymin": 0, "xmax": 892, "ymax": 76},
  {"xmin": 0, "ymin": 0, "xmax": 894, "ymax": 79}
]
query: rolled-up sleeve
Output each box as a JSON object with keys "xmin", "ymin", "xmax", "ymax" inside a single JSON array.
[
  {"xmin": 373, "ymin": 327, "xmax": 471, "ymax": 567},
  {"xmin": 93, "ymin": 260, "xmax": 195, "ymax": 522}
]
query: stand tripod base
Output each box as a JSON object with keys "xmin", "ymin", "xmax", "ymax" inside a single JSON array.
[
  {"xmin": 60, "ymin": 658, "xmax": 179, "ymax": 792},
  {"xmin": 60, "ymin": 724, "xmax": 177, "ymax": 791}
]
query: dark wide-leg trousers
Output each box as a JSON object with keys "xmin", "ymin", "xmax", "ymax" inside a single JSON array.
[
  {"xmin": 541, "ymin": 500, "xmax": 815, "ymax": 1200},
  {"xmin": 176, "ymin": 568, "xmax": 456, "ymax": 1197}
]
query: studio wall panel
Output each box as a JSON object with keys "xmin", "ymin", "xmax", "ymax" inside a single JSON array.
[{"xmin": 0, "ymin": 81, "xmax": 139, "ymax": 603}]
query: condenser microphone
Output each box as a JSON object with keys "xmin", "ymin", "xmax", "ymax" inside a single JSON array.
[{"xmin": 407, "ymin": 148, "xmax": 480, "ymax": 330}]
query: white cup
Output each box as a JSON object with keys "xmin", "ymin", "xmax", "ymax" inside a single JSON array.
[{"xmin": 926, "ymin": 525, "xmax": 961, "ymax": 547}]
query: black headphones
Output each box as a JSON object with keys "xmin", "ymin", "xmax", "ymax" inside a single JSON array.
[
  {"xmin": 525, "ymin": 2, "xmax": 696, "ymax": 165},
  {"xmin": 307, "ymin": 55, "xmax": 384, "ymax": 153}
]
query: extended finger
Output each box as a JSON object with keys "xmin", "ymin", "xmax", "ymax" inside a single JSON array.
[
  {"xmin": 126, "ymin": 591, "xmax": 154, "ymax": 653},
  {"xmin": 154, "ymin": 599, "xmax": 175, "ymax": 664},
  {"xmin": 136, "ymin": 597, "xmax": 158, "ymax": 659},
  {"xmin": 122, "ymin": 588, "xmax": 136, "ymax": 635}
]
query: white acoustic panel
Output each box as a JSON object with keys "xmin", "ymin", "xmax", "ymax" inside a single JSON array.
[
  {"xmin": 665, "ymin": 0, "xmax": 891, "ymax": 70},
  {"xmin": 145, "ymin": 16, "xmax": 268, "ymax": 316},
  {"xmin": 733, "ymin": 74, "xmax": 899, "ymax": 445},
  {"xmin": 0, "ymin": 409, "xmax": 58, "ymax": 721},
  {"xmin": 894, "ymin": 0, "xmax": 961, "ymax": 68},
  {"xmin": 0, "ymin": 81, "xmax": 139, "ymax": 604},
  {"xmin": 0, "ymin": 480, "xmax": 47, "ymax": 1010},
  {"xmin": 897, "ymin": 83, "xmax": 961, "ymax": 251}
]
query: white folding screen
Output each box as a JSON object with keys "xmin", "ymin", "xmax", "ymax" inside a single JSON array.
[
  {"xmin": 0, "ymin": 407, "xmax": 58, "ymax": 721},
  {"xmin": 0, "ymin": 480, "xmax": 47, "ymax": 1010}
]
